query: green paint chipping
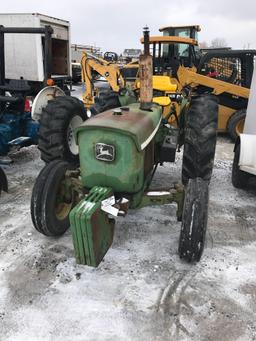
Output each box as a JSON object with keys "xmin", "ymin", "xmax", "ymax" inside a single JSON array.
[{"xmin": 69, "ymin": 186, "xmax": 115, "ymax": 267}]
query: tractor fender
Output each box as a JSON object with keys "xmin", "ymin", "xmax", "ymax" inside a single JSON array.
[{"xmin": 31, "ymin": 86, "xmax": 65, "ymax": 121}]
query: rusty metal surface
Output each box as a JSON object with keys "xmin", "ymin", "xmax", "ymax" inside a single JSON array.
[
  {"xmin": 69, "ymin": 186, "xmax": 115, "ymax": 267},
  {"xmin": 139, "ymin": 54, "xmax": 153, "ymax": 109},
  {"xmin": 76, "ymin": 103, "xmax": 161, "ymax": 151}
]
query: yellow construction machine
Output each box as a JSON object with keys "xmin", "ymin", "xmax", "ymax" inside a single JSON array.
[
  {"xmin": 138, "ymin": 26, "xmax": 256, "ymax": 140},
  {"xmin": 81, "ymin": 52, "xmax": 125, "ymax": 108},
  {"xmin": 79, "ymin": 25, "xmax": 256, "ymax": 140}
]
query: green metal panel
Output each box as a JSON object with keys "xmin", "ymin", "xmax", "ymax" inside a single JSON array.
[
  {"xmin": 79, "ymin": 130, "xmax": 145, "ymax": 192},
  {"xmin": 77, "ymin": 103, "xmax": 162, "ymax": 193},
  {"xmin": 76, "ymin": 103, "xmax": 162, "ymax": 152},
  {"xmin": 69, "ymin": 186, "xmax": 115, "ymax": 267}
]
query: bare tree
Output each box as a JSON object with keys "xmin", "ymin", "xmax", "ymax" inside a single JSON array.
[
  {"xmin": 199, "ymin": 41, "xmax": 208, "ymax": 49},
  {"xmin": 211, "ymin": 38, "xmax": 228, "ymax": 48}
]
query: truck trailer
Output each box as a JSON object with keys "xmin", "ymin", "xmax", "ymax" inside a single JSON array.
[{"xmin": 0, "ymin": 13, "xmax": 71, "ymax": 94}]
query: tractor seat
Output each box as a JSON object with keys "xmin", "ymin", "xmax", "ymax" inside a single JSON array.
[
  {"xmin": 0, "ymin": 79, "xmax": 31, "ymax": 93},
  {"xmin": 153, "ymin": 96, "xmax": 171, "ymax": 107},
  {"xmin": 136, "ymin": 76, "xmax": 178, "ymax": 92}
]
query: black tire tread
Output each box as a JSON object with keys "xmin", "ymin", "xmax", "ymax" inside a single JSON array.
[
  {"xmin": 31, "ymin": 160, "xmax": 61, "ymax": 233},
  {"xmin": 232, "ymin": 143, "xmax": 250, "ymax": 189},
  {"xmin": 182, "ymin": 94, "xmax": 218, "ymax": 185},
  {"xmin": 38, "ymin": 96, "xmax": 87, "ymax": 164},
  {"xmin": 90, "ymin": 90, "xmax": 121, "ymax": 115},
  {"xmin": 227, "ymin": 109, "xmax": 246, "ymax": 142},
  {"xmin": 31, "ymin": 160, "xmax": 75, "ymax": 236},
  {"xmin": 179, "ymin": 178, "xmax": 209, "ymax": 262}
]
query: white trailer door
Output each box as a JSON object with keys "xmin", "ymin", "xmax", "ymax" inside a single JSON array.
[{"xmin": 0, "ymin": 14, "xmax": 44, "ymax": 82}]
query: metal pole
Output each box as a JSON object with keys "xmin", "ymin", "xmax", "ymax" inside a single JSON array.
[
  {"xmin": 0, "ymin": 25, "xmax": 5, "ymax": 112},
  {"xmin": 44, "ymin": 25, "xmax": 53, "ymax": 81},
  {"xmin": 139, "ymin": 26, "xmax": 153, "ymax": 111},
  {"xmin": 0, "ymin": 26, "xmax": 5, "ymax": 90},
  {"xmin": 144, "ymin": 26, "xmax": 150, "ymax": 55},
  {"xmin": 0, "ymin": 26, "xmax": 53, "ymax": 35}
]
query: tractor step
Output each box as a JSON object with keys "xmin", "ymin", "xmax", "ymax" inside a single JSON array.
[{"xmin": 69, "ymin": 186, "xmax": 116, "ymax": 267}]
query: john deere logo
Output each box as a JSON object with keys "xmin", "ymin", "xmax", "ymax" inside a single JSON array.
[{"xmin": 95, "ymin": 143, "xmax": 115, "ymax": 162}]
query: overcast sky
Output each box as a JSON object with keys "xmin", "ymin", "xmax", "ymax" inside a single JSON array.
[{"xmin": 1, "ymin": 0, "xmax": 256, "ymax": 53}]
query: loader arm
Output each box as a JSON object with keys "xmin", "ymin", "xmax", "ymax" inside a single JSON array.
[
  {"xmin": 81, "ymin": 52, "xmax": 125, "ymax": 108},
  {"xmin": 177, "ymin": 66, "xmax": 250, "ymax": 98}
]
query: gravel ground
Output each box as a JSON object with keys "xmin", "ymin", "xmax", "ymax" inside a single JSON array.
[{"xmin": 0, "ymin": 93, "xmax": 256, "ymax": 340}]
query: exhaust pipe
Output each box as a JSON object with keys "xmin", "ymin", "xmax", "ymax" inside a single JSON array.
[{"xmin": 139, "ymin": 26, "xmax": 153, "ymax": 110}]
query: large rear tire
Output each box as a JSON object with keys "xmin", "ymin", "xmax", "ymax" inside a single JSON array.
[
  {"xmin": 38, "ymin": 96, "xmax": 88, "ymax": 164},
  {"xmin": 232, "ymin": 142, "xmax": 249, "ymax": 189},
  {"xmin": 182, "ymin": 94, "xmax": 218, "ymax": 185},
  {"xmin": 178, "ymin": 178, "xmax": 209, "ymax": 262},
  {"xmin": 31, "ymin": 160, "xmax": 76, "ymax": 236},
  {"xmin": 227, "ymin": 109, "xmax": 246, "ymax": 142},
  {"xmin": 90, "ymin": 90, "xmax": 121, "ymax": 115}
]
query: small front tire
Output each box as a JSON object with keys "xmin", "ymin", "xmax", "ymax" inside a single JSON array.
[
  {"xmin": 178, "ymin": 178, "xmax": 209, "ymax": 262},
  {"xmin": 31, "ymin": 160, "xmax": 77, "ymax": 236}
]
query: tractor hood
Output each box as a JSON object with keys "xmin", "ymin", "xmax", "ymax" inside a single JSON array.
[{"xmin": 76, "ymin": 103, "xmax": 162, "ymax": 151}]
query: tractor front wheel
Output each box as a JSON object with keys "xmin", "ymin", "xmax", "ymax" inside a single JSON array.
[
  {"xmin": 178, "ymin": 178, "xmax": 209, "ymax": 262},
  {"xmin": 38, "ymin": 96, "xmax": 88, "ymax": 164},
  {"xmin": 31, "ymin": 160, "xmax": 77, "ymax": 236}
]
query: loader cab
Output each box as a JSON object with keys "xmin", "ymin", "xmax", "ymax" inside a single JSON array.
[
  {"xmin": 141, "ymin": 36, "xmax": 201, "ymax": 77},
  {"xmin": 160, "ymin": 25, "xmax": 202, "ymax": 70},
  {"xmin": 159, "ymin": 25, "xmax": 201, "ymax": 40}
]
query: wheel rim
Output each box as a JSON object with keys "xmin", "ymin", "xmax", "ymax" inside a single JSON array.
[
  {"xmin": 67, "ymin": 115, "xmax": 84, "ymax": 155},
  {"xmin": 55, "ymin": 179, "xmax": 73, "ymax": 220},
  {"xmin": 235, "ymin": 119, "xmax": 245, "ymax": 136}
]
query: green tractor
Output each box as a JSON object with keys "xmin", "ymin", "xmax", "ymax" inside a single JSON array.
[{"xmin": 31, "ymin": 28, "xmax": 218, "ymax": 266}]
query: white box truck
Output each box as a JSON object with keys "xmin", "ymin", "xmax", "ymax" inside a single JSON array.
[{"xmin": 0, "ymin": 13, "xmax": 71, "ymax": 94}]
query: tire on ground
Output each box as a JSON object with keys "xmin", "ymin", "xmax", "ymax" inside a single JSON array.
[
  {"xmin": 227, "ymin": 109, "xmax": 246, "ymax": 142},
  {"xmin": 0, "ymin": 166, "xmax": 8, "ymax": 195},
  {"xmin": 178, "ymin": 177, "xmax": 209, "ymax": 262},
  {"xmin": 182, "ymin": 94, "xmax": 218, "ymax": 185},
  {"xmin": 90, "ymin": 90, "xmax": 121, "ymax": 115},
  {"xmin": 232, "ymin": 142, "xmax": 250, "ymax": 189},
  {"xmin": 38, "ymin": 96, "xmax": 88, "ymax": 164},
  {"xmin": 31, "ymin": 160, "xmax": 76, "ymax": 236}
]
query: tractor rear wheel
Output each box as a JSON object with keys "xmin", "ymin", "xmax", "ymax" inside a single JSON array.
[
  {"xmin": 182, "ymin": 94, "xmax": 218, "ymax": 185},
  {"xmin": 227, "ymin": 109, "xmax": 246, "ymax": 141},
  {"xmin": 232, "ymin": 142, "xmax": 249, "ymax": 189},
  {"xmin": 90, "ymin": 90, "xmax": 121, "ymax": 115},
  {"xmin": 178, "ymin": 178, "xmax": 209, "ymax": 262},
  {"xmin": 31, "ymin": 160, "xmax": 76, "ymax": 236},
  {"xmin": 38, "ymin": 96, "xmax": 88, "ymax": 164}
]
